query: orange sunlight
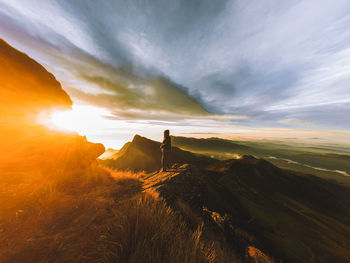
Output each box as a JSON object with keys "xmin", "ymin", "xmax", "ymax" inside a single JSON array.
[{"xmin": 43, "ymin": 105, "xmax": 111, "ymax": 135}]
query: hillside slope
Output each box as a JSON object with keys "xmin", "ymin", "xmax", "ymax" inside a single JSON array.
[{"xmin": 142, "ymin": 156, "xmax": 350, "ymax": 263}]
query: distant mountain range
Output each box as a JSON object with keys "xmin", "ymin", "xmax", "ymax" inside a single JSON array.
[
  {"xmin": 171, "ymin": 136, "xmax": 350, "ymax": 185},
  {"xmin": 102, "ymin": 135, "xmax": 350, "ymax": 185},
  {"xmin": 171, "ymin": 135, "xmax": 252, "ymax": 154}
]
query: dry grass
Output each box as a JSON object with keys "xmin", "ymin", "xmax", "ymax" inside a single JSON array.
[
  {"xmin": 247, "ymin": 246, "xmax": 278, "ymax": 263},
  {"xmin": 0, "ymin": 165, "xmax": 240, "ymax": 263}
]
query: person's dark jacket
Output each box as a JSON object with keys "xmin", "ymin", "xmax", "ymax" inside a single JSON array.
[{"xmin": 161, "ymin": 136, "xmax": 171, "ymax": 152}]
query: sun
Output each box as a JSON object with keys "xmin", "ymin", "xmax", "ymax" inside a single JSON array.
[
  {"xmin": 43, "ymin": 105, "xmax": 110, "ymax": 135},
  {"xmin": 49, "ymin": 110, "xmax": 75, "ymax": 131}
]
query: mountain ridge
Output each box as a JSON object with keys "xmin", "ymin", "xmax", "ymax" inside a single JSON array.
[
  {"xmin": 142, "ymin": 155, "xmax": 350, "ymax": 263},
  {"xmin": 106, "ymin": 135, "xmax": 350, "ymax": 262},
  {"xmin": 100, "ymin": 134, "xmax": 216, "ymax": 172}
]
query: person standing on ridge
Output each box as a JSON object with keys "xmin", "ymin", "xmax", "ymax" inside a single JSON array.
[{"xmin": 160, "ymin": 129, "xmax": 171, "ymax": 172}]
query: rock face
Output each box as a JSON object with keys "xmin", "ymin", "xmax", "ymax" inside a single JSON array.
[
  {"xmin": 101, "ymin": 135, "xmax": 216, "ymax": 172},
  {"xmin": 144, "ymin": 156, "xmax": 350, "ymax": 263},
  {"xmin": 0, "ymin": 39, "xmax": 72, "ymax": 123},
  {"xmin": 0, "ymin": 39, "xmax": 104, "ymax": 172}
]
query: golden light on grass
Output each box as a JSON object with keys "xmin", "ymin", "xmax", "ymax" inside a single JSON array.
[{"xmin": 247, "ymin": 246, "xmax": 275, "ymax": 263}]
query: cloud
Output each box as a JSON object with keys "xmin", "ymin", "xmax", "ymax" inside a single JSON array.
[
  {"xmin": 68, "ymin": 73, "xmax": 210, "ymax": 118},
  {"xmin": 278, "ymin": 118, "xmax": 313, "ymax": 127},
  {"xmin": 1, "ymin": 0, "xmax": 350, "ymax": 131},
  {"xmin": 0, "ymin": 2, "xmax": 214, "ymax": 119}
]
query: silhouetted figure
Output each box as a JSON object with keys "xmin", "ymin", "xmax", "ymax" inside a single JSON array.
[{"xmin": 160, "ymin": 129, "xmax": 171, "ymax": 172}]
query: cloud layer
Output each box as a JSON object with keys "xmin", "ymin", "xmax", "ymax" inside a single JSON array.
[{"xmin": 1, "ymin": 0, "xmax": 350, "ymax": 131}]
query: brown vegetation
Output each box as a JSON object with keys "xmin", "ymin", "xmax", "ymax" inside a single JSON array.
[
  {"xmin": 0, "ymin": 163, "xmax": 242, "ymax": 263},
  {"xmin": 143, "ymin": 158, "xmax": 350, "ymax": 263}
]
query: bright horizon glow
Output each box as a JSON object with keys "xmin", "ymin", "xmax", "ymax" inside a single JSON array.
[
  {"xmin": 46, "ymin": 105, "xmax": 113, "ymax": 134},
  {"xmin": 38, "ymin": 104, "xmax": 350, "ymax": 151}
]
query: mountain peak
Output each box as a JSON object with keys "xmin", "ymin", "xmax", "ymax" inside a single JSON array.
[
  {"xmin": 132, "ymin": 134, "xmax": 142, "ymax": 141},
  {"xmin": 101, "ymin": 135, "xmax": 216, "ymax": 172}
]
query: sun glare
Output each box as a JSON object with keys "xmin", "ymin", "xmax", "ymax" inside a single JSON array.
[
  {"xmin": 44, "ymin": 105, "xmax": 111, "ymax": 135},
  {"xmin": 50, "ymin": 110, "xmax": 75, "ymax": 131}
]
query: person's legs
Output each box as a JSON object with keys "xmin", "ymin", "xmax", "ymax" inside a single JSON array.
[
  {"xmin": 166, "ymin": 151, "xmax": 171, "ymax": 169},
  {"xmin": 161, "ymin": 150, "xmax": 166, "ymax": 171}
]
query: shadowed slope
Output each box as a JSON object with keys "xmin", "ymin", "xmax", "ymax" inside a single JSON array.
[{"xmin": 143, "ymin": 156, "xmax": 350, "ymax": 263}]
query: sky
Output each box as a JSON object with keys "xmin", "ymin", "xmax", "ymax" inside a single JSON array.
[{"xmin": 1, "ymin": 0, "xmax": 350, "ymax": 148}]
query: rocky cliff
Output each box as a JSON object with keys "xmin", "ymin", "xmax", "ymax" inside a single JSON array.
[{"xmin": 0, "ymin": 39, "xmax": 104, "ymax": 172}]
